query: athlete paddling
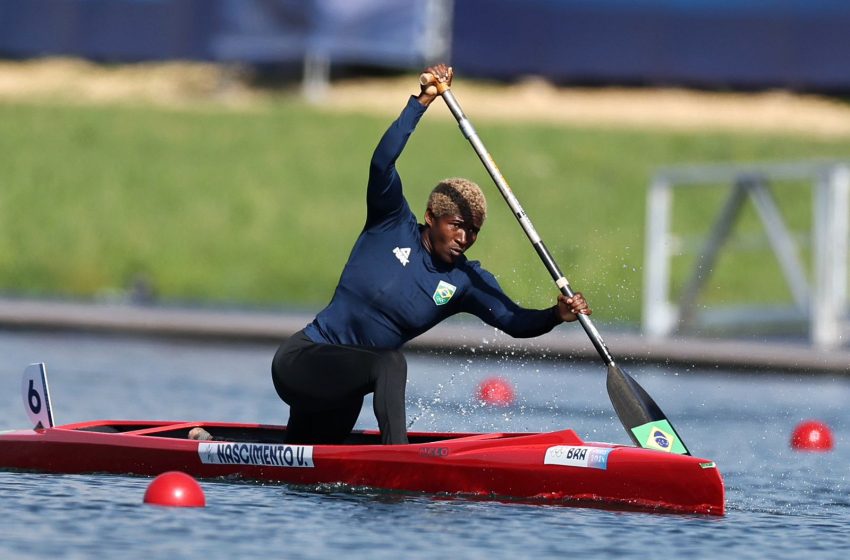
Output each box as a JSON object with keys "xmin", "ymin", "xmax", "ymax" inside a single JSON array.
[{"xmin": 271, "ymin": 64, "xmax": 590, "ymax": 445}]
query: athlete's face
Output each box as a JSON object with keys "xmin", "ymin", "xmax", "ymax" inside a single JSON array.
[{"xmin": 424, "ymin": 210, "xmax": 483, "ymax": 264}]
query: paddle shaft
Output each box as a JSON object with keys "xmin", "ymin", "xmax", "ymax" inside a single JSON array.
[{"xmin": 431, "ymin": 82, "xmax": 616, "ymax": 366}]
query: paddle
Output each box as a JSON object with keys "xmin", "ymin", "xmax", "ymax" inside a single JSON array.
[{"xmin": 422, "ymin": 72, "xmax": 691, "ymax": 455}]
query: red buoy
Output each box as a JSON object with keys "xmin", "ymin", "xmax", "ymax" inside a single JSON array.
[
  {"xmin": 791, "ymin": 420, "xmax": 834, "ymax": 451},
  {"xmin": 144, "ymin": 471, "xmax": 206, "ymax": 507},
  {"xmin": 477, "ymin": 377, "xmax": 515, "ymax": 406}
]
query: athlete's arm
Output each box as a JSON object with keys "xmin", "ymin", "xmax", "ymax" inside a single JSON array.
[
  {"xmin": 459, "ymin": 266, "xmax": 563, "ymax": 338},
  {"xmin": 365, "ymin": 97, "xmax": 427, "ymax": 227},
  {"xmin": 365, "ymin": 65, "xmax": 452, "ymax": 226}
]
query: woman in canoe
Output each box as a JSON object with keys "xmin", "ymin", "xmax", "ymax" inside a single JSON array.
[{"xmin": 272, "ymin": 64, "xmax": 590, "ymax": 445}]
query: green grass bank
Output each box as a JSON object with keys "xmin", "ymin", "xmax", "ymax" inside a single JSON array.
[{"xmin": 2, "ymin": 99, "xmax": 849, "ymax": 325}]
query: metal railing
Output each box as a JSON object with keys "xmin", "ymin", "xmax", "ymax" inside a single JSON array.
[{"xmin": 642, "ymin": 161, "xmax": 850, "ymax": 348}]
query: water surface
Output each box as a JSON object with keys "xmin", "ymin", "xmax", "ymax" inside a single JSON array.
[{"xmin": 1, "ymin": 331, "xmax": 848, "ymax": 559}]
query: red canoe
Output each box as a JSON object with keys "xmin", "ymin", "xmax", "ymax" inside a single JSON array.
[{"xmin": 0, "ymin": 419, "xmax": 725, "ymax": 515}]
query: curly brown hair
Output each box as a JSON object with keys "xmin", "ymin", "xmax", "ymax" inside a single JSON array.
[{"xmin": 426, "ymin": 178, "xmax": 487, "ymax": 224}]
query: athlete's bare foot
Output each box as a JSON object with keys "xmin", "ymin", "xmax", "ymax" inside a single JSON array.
[{"xmin": 188, "ymin": 427, "xmax": 214, "ymax": 441}]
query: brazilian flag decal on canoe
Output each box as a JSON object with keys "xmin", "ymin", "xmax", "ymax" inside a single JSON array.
[{"xmin": 631, "ymin": 420, "xmax": 688, "ymax": 455}]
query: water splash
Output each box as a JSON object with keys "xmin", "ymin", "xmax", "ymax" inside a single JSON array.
[{"xmin": 407, "ymin": 355, "xmax": 474, "ymax": 429}]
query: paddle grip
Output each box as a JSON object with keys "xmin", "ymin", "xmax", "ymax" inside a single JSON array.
[{"xmin": 419, "ymin": 73, "xmax": 450, "ymax": 94}]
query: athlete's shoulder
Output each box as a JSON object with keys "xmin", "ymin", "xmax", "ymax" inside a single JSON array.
[
  {"xmin": 457, "ymin": 258, "xmax": 486, "ymax": 274},
  {"xmin": 365, "ymin": 196, "xmax": 418, "ymax": 233},
  {"xmin": 455, "ymin": 258, "xmax": 502, "ymax": 290}
]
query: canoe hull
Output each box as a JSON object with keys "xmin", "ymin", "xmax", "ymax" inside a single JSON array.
[{"xmin": 0, "ymin": 420, "xmax": 725, "ymax": 515}]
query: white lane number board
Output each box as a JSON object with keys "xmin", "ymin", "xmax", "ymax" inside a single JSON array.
[{"xmin": 22, "ymin": 362, "xmax": 54, "ymax": 429}]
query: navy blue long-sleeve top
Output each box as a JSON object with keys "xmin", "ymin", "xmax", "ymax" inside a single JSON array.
[{"xmin": 304, "ymin": 96, "xmax": 560, "ymax": 349}]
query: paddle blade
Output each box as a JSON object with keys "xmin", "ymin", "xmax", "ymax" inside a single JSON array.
[{"xmin": 606, "ymin": 364, "xmax": 690, "ymax": 455}]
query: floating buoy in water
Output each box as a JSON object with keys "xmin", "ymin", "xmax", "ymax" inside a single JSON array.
[
  {"xmin": 790, "ymin": 420, "xmax": 834, "ymax": 451},
  {"xmin": 144, "ymin": 471, "xmax": 206, "ymax": 507},
  {"xmin": 477, "ymin": 377, "xmax": 515, "ymax": 406}
]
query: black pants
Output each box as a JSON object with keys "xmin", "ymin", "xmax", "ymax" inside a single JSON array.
[{"xmin": 271, "ymin": 329, "xmax": 409, "ymax": 445}]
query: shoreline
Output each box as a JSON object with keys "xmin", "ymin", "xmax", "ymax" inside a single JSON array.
[{"xmin": 2, "ymin": 297, "xmax": 848, "ymax": 374}]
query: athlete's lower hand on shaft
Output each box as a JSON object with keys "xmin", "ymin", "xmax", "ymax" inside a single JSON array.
[{"xmin": 556, "ymin": 293, "xmax": 591, "ymax": 323}]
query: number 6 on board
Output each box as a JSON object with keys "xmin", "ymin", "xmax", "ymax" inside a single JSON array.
[{"xmin": 22, "ymin": 362, "xmax": 54, "ymax": 429}]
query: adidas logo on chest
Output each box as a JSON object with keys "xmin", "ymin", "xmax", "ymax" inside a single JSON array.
[{"xmin": 393, "ymin": 246, "xmax": 411, "ymax": 266}]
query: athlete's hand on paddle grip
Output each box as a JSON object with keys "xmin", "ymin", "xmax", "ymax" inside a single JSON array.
[
  {"xmin": 557, "ymin": 293, "xmax": 591, "ymax": 323},
  {"xmin": 417, "ymin": 64, "xmax": 453, "ymax": 106}
]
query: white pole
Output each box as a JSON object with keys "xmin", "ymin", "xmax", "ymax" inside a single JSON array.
[{"xmin": 643, "ymin": 176, "xmax": 674, "ymax": 337}]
